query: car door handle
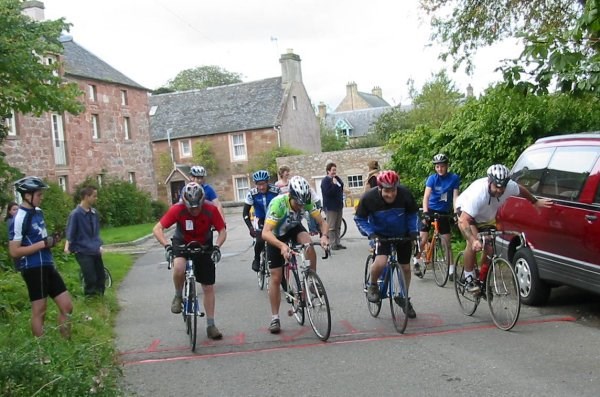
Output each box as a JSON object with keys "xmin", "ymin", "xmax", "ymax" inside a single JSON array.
[{"xmin": 585, "ymin": 214, "xmax": 597, "ymax": 222}]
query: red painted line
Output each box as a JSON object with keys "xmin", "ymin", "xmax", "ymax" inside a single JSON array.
[
  {"xmin": 121, "ymin": 315, "xmax": 576, "ymax": 366},
  {"xmin": 146, "ymin": 339, "xmax": 161, "ymax": 352},
  {"xmin": 339, "ymin": 320, "xmax": 359, "ymax": 333}
]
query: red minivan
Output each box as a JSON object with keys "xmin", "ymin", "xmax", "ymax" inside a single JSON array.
[{"xmin": 496, "ymin": 133, "xmax": 600, "ymax": 305}]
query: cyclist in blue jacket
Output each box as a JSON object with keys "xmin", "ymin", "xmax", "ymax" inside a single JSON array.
[{"xmin": 354, "ymin": 170, "xmax": 420, "ymax": 318}]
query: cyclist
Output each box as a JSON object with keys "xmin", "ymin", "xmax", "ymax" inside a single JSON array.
[
  {"xmin": 153, "ymin": 182, "xmax": 227, "ymax": 340},
  {"xmin": 188, "ymin": 165, "xmax": 224, "ymax": 219},
  {"xmin": 414, "ymin": 153, "xmax": 461, "ymax": 279},
  {"xmin": 455, "ymin": 164, "xmax": 552, "ymax": 294},
  {"xmin": 262, "ymin": 176, "xmax": 329, "ymax": 334},
  {"xmin": 242, "ymin": 170, "xmax": 280, "ymax": 272},
  {"xmin": 354, "ymin": 170, "xmax": 420, "ymax": 318},
  {"xmin": 8, "ymin": 177, "xmax": 73, "ymax": 339}
]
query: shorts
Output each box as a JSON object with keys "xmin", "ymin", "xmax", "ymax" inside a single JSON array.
[
  {"xmin": 266, "ymin": 224, "xmax": 307, "ymax": 269},
  {"xmin": 374, "ymin": 240, "xmax": 413, "ymax": 265},
  {"xmin": 172, "ymin": 239, "xmax": 215, "ymax": 285},
  {"xmin": 21, "ymin": 266, "xmax": 68, "ymax": 302},
  {"xmin": 419, "ymin": 211, "xmax": 453, "ymax": 234}
]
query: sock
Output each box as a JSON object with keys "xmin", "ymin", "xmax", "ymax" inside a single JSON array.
[
  {"xmin": 207, "ymin": 318, "xmax": 215, "ymax": 327},
  {"xmin": 449, "ymin": 265, "xmax": 455, "ymax": 274},
  {"xmin": 271, "ymin": 314, "xmax": 280, "ymax": 321},
  {"xmin": 464, "ymin": 271, "xmax": 475, "ymax": 280}
]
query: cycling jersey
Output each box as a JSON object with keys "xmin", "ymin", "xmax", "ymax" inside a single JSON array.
[
  {"xmin": 244, "ymin": 185, "xmax": 280, "ymax": 222},
  {"xmin": 9, "ymin": 207, "xmax": 54, "ymax": 270},
  {"xmin": 425, "ymin": 172, "xmax": 460, "ymax": 212},
  {"xmin": 159, "ymin": 201, "xmax": 225, "ymax": 245},
  {"xmin": 265, "ymin": 194, "xmax": 318, "ymax": 237},
  {"xmin": 455, "ymin": 177, "xmax": 519, "ymax": 224}
]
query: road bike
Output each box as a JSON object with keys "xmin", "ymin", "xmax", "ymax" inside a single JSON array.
[
  {"xmin": 363, "ymin": 236, "xmax": 413, "ymax": 333},
  {"xmin": 308, "ymin": 209, "xmax": 347, "ymax": 239},
  {"xmin": 454, "ymin": 229, "xmax": 524, "ymax": 331},
  {"xmin": 167, "ymin": 242, "xmax": 208, "ymax": 351},
  {"xmin": 415, "ymin": 212, "xmax": 454, "ymax": 287},
  {"xmin": 256, "ymin": 239, "xmax": 270, "ymax": 292},
  {"xmin": 79, "ymin": 266, "xmax": 112, "ymax": 293},
  {"xmin": 282, "ymin": 241, "xmax": 331, "ymax": 341}
]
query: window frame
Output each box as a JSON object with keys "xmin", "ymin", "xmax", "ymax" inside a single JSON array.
[
  {"xmin": 347, "ymin": 174, "xmax": 364, "ymax": 188},
  {"xmin": 4, "ymin": 110, "xmax": 17, "ymax": 136},
  {"xmin": 91, "ymin": 114, "xmax": 100, "ymax": 139},
  {"xmin": 234, "ymin": 175, "xmax": 250, "ymax": 201},
  {"xmin": 88, "ymin": 84, "xmax": 97, "ymax": 102},
  {"xmin": 121, "ymin": 89, "xmax": 128, "ymax": 106},
  {"xmin": 230, "ymin": 133, "xmax": 247, "ymax": 161},
  {"xmin": 179, "ymin": 139, "xmax": 192, "ymax": 158},
  {"xmin": 123, "ymin": 117, "xmax": 131, "ymax": 140}
]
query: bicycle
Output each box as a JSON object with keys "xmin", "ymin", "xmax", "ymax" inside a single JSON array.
[
  {"xmin": 416, "ymin": 212, "xmax": 454, "ymax": 287},
  {"xmin": 314, "ymin": 209, "xmax": 347, "ymax": 239},
  {"xmin": 282, "ymin": 241, "xmax": 331, "ymax": 341},
  {"xmin": 363, "ymin": 236, "xmax": 413, "ymax": 333},
  {"xmin": 454, "ymin": 229, "xmax": 524, "ymax": 331},
  {"xmin": 79, "ymin": 266, "xmax": 112, "ymax": 292},
  {"xmin": 167, "ymin": 241, "xmax": 207, "ymax": 352},
  {"xmin": 256, "ymin": 239, "xmax": 270, "ymax": 292}
]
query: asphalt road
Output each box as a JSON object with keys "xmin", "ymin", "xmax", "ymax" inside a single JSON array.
[{"xmin": 114, "ymin": 207, "xmax": 600, "ymax": 396}]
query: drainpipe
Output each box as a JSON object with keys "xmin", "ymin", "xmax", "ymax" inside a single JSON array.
[{"xmin": 274, "ymin": 125, "xmax": 281, "ymax": 147}]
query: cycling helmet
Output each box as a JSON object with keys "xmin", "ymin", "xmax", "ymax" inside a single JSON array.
[
  {"xmin": 288, "ymin": 176, "xmax": 312, "ymax": 205},
  {"xmin": 376, "ymin": 170, "xmax": 399, "ymax": 189},
  {"xmin": 487, "ymin": 164, "xmax": 511, "ymax": 188},
  {"xmin": 190, "ymin": 165, "xmax": 207, "ymax": 177},
  {"xmin": 15, "ymin": 176, "xmax": 49, "ymax": 193},
  {"xmin": 432, "ymin": 153, "xmax": 449, "ymax": 164},
  {"xmin": 252, "ymin": 170, "xmax": 270, "ymax": 183},
  {"xmin": 182, "ymin": 182, "xmax": 205, "ymax": 208}
]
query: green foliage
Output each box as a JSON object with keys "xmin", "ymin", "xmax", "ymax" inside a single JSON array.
[
  {"xmin": 151, "ymin": 200, "xmax": 169, "ymax": 222},
  {"xmin": 191, "ymin": 141, "xmax": 218, "ymax": 175},
  {"xmin": 41, "ymin": 182, "xmax": 73, "ymax": 234},
  {"xmin": 346, "ymin": 133, "xmax": 385, "ymax": 149},
  {"xmin": 247, "ymin": 146, "xmax": 304, "ymax": 180},
  {"xmin": 320, "ymin": 122, "xmax": 347, "ymax": 152},
  {"xmin": 0, "ymin": 156, "xmax": 22, "ymax": 213},
  {"xmin": 167, "ymin": 65, "xmax": 243, "ymax": 91},
  {"xmin": 100, "ymin": 223, "xmax": 155, "ymax": 244}
]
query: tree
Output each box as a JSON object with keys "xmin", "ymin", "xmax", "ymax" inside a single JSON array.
[
  {"xmin": 418, "ymin": 0, "xmax": 600, "ymax": 94},
  {"xmin": 0, "ymin": 0, "xmax": 84, "ymax": 210},
  {"xmin": 320, "ymin": 122, "xmax": 347, "ymax": 152},
  {"xmin": 191, "ymin": 141, "xmax": 218, "ymax": 176},
  {"xmin": 166, "ymin": 66, "xmax": 243, "ymax": 91},
  {"xmin": 247, "ymin": 146, "xmax": 303, "ymax": 180}
]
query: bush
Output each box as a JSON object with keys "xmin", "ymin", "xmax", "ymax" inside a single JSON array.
[{"xmin": 151, "ymin": 200, "xmax": 169, "ymax": 221}]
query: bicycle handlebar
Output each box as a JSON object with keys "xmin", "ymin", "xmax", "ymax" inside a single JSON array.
[
  {"xmin": 288, "ymin": 241, "xmax": 330, "ymax": 259},
  {"xmin": 477, "ymin": 229, "xmax": 527, "ymax": 246},
  {"xmin": 372, "ymin": 236, "xmax": 416, "ymax": 243}
]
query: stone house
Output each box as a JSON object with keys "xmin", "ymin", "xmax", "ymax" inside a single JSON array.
[
  {"xmin": 2, "ymin": 2, "xmax": 157, "ymax": 198},
  {"xmin": 150, "ymin": 50, "xmax": 321, "ymax": 203},
  {"xmin": 334, "ymin": 82, "xmax": 391, "ymax": 112}
]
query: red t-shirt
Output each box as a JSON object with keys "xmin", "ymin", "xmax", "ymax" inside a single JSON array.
[{"xmin": 159, "ymin": 202, "xmax": 226, "ymax": 244}]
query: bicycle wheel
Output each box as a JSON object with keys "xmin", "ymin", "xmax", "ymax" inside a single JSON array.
[
  {"xmin": 340, "ymin": 218, "xmax": 347, "ymax": 239},
  {"xmin": 305, "ymin": 270, "xmax": 331, "ymax": 341},
  {"xmin": 487, "ymin": 258, "xmax": 521, "ymax": 331},
  {"xmin": 364, "ymin": 254, "xmax": 381, "ymax": 317},
  {"xmin": 187, "ymin": 280, "xmax": 198, "ymax": 352},
  {"xmin": 388, "ymin": 263, "xmax": 409, "ymax": 333},
  {"xmin": 104, "ymin": 267, "xmax": 112, "ymax": 288},
  {"xmin": 285, "ymin": 265, "xmax": 304, "ymax": 325},
  {"xmin": 432, "ymin": 237, "xmax": 449, "ymax": 287},
  {"xmin": 257, "ymin": 251, "xmax": 266, "ymax": 290},
  {"xmin": 454, "ymin": 251, "xmax": 480, "ymax": 316}
]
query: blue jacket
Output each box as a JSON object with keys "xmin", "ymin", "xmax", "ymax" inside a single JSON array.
[
  {"xmin": 354, "ymin": 185, "xmax": 419, "ymax": 238},
  {"xmin": 66, "ymin": 205, "xmax": 103, "ymax": 255}
]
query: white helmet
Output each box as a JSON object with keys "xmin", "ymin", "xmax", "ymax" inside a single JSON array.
[
  {"xmin": 190, "ymin": 165, "xmax": 206, "ymax": 177},
  {"xmin": 487, "ymin": 164, "xmax": 511, "ymax": 188},
  {"xmin": 182, "ymin": 182, "xmax": 205, "ymax": 208},
  {"xmin": 288, "ymin": 176, "xmax": 312, "ymax": 205}
]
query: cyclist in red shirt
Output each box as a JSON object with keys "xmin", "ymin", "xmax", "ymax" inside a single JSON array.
[{"xmin": 153, "ymin": 182, "xmax": 227, "ymax": 340}]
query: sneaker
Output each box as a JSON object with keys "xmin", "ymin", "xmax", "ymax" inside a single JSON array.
[
  {"xmin": 251, "ymin": 259, "xmax": 260, "ymax": 272},
  {"xmin": 366, "ymin": 284, "xmax": 380, "ymax": 303},
  {"xmin": 171, "ymin": 295, "xmax": 183, "ymax": 314},
  {"xmin": 393, "ymin": 296, "xmax": 417, "ymax": 319},
  {"xmin": 337, "ymin": 244, "xmax": 347, "ymax": 249},
  {"xmin": 269, "ymin": 318, "xmax": 281, "ymax": 334},
  {"xmin": 206, "ymin": 325, "xmax": 223, "ymax": 340},
  {"xmin": 466, "ymin": 277, "xmax": 481, "ymax": 295},
  {"xmin": 331, "ymin": 245, "xmax": 341, "ymax": 251},
  {"xmin": 413, "ymin": 257, "xmax": 423, "ymax": 278}
]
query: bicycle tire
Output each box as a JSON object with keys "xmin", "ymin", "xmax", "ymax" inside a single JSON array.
[
  {"xmin": 388, "ymin": 263, "xmax": 409, "ymax": 334},
  {"xmin": 285, "ymin": 263, "xmax": 304, "ymax": 325},
  {"xmin": 487, "ymin": 257, "xmax": 521, "ymax": 331},
  {"xmin": 104, "ymin": 267, "xmax": 112, "ymax": 288},
  {"xmin": 432, "ymin": 237, "xmax": 449, "ymax": 287},
  {"xmin": 187, "ymin": 279, "xmax": 198, "ymax": 352},
  {"xmin": 454, "ymin": 251, "xmax": 480, "ymax": 316},
  {"xmin": 340, "ymin": 218, "xmax": 347, "ymax": 239},
  {"xmin": 257, "ymin": 250, "xmax": 266, "ymax": 290},
  {"xmin": 364, "ymin": 254, "xmax": 381, "ymax": 317},
  {"xmin": 305, "ymin": 270, "xmax": 331, "ymax": 341}
]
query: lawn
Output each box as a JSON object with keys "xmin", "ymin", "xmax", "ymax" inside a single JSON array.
[{"xmin": 100, "ymin": 222, "xmax": 155, "ymax": 244}]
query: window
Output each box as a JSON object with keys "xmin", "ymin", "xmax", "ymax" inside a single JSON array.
[
  {"xmin": 234, "ymin": 176, "xmax": 250, "ymax": 201},
  {"xmin": 128, "ymin": 172, "xmax": 136, "ymax": 185},
  {"xmin": 347, "ymin": 175, "xmax": 364, "ymax": 188},
  {"xmin": 179, "ymin": 139, "xmax": 192, "ymax": 158},
  {"xmin": 57, "ymin": 176, "xmax": 67, "ymax": 192},
  {"xmin": 88, "ymin": 84, "xmax": 97, "ymax": 101},
  {"xmin": 121, "ymin": 90, "xmax": 128, "ymax": 106},
  {"xmin": 149, "ymin": 105, "xmax": 158, "ymax": 116},
  {"xmin": 292, "ymin": 96, "xmax": 298, "ymax": 110},
  {"xmin": 51, "ymin": 114, "xmax": 66, "ymax": 166},
  {"xmin": 231, "ymin": 133, "xmax": 247, "ymax": 161},
  {"xmin": 334, "ymin": 119, "xmax": 352, "ymax": 138},
  {"xmin": 97, "ymin": 174, "xmax": 103, "ymax": 187},
  {"xmin": 511, "ymin": 147, "xmax": 554, "ymax": 193},
  {"xmin": 44, "ymin": 55, "xmax": 58, "ymax": 77},
  {"xmin": 123, "ymin": 117, "xmax": 131, "ymax": 140},
  {"xmin": 4, "ymin": 111, "xmax": 17, "ymax": 136},
  {"xmin": 91, "ymin": 114, "xmax": 100, "ymax": 139}
]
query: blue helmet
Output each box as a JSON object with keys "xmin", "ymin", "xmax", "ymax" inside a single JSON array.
[{"xmin": 252, "ymin": 170, "xmax": 270, "ymax": 182}]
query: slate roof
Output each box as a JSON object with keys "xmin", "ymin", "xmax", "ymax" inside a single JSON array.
[
  {"xmin": 324, "ymin": 107, "xmax": 393, "ymax": 137},
  {"xmin": 149, "ymin": 77, "xmax": 284, "ymax": 141},
  {"xmin": 59, "ymin": 36, "xmax": 147, "ymax": 90},
  {"xmin": 358, "ymin": 92, "xmax": 390, "ymax": 108}
]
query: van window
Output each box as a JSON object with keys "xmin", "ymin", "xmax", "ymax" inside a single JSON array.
[
  {"xmin": 538, "ymin": 146, "xmax": 599, "ymax": 200},
  {"xmin": 511, "ymin": 147, "xmax": 554, "ymax": 193}
]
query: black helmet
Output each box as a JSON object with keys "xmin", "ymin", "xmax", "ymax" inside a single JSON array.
[
  {"xmin": 432, "ymin": 153, "xmax": 449, "ymax": 164},
  {"xmin": 15, "ymin": 176, "xmax": 49, "ymax": 194}
]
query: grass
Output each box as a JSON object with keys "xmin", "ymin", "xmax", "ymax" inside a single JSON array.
[
  {"xmin": 100, "ymin": 222, "xmax": 154, "ymax": 244},
  {"xmin": 0, "ymin": 250, "xmax": 133, "ymax": 396}
]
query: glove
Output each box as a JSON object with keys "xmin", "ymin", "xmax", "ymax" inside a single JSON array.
[
  {"xmin": 249, "ymin": 228, "xmax": 257, "ymax": 238},
  {"xmin": 211, "ymin": 246, "xmax": 222, "ymax": 263},
  {"xmin": 409, "ymin": 232, "xmax": 419, "ymax": 240},
  {"xmin": 164, "ymin": 244, "xmax": 173, "ymax": 262}
]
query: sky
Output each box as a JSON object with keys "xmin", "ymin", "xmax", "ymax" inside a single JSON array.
[{"xmin": 41, "ymin": 0, "xmax": 521, "ymax": 111}]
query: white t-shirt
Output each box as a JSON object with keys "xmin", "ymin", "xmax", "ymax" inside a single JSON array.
[{"xmin": 455, "ymin": 177, "xmax": 520, "ymax": 224}]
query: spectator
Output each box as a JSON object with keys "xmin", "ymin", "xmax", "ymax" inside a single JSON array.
[
  {"xmin": 275, "ymin": 165, "xmax": 291, "ymax": 194},
  {"xmin": 321, "ymin": 162, "xmax": 346, "ymax": 250},
  {"xmin": 365, "ymin": 160, "xmax": 380, "ymax": 191}
]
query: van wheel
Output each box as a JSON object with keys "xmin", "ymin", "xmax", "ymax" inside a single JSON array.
[{"xmin": 513, "ymin": 247, "xmax": 550, "ymax": 306}]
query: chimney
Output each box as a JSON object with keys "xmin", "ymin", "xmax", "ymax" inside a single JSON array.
[
  {"xmin": 372, "ymin": 86, "xmax": 382, "ymax": 98},
  {"xmin": 280, "ymin": 49, "xmax": 302, "ymax": 86},
  {"xmin": 346, "ymin": 81, "xmax": 358, "ymax": 97},
  {"xmin": 21, "ymin": 0, "xmax": 45, "ymax": 21},
  {"xmin": 466, "ymin": 84, "xmax": 474, "ymax": 98},
  {"xmin": 317, "ymin": 102, "xmax": 327, "ymax": 119}
]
